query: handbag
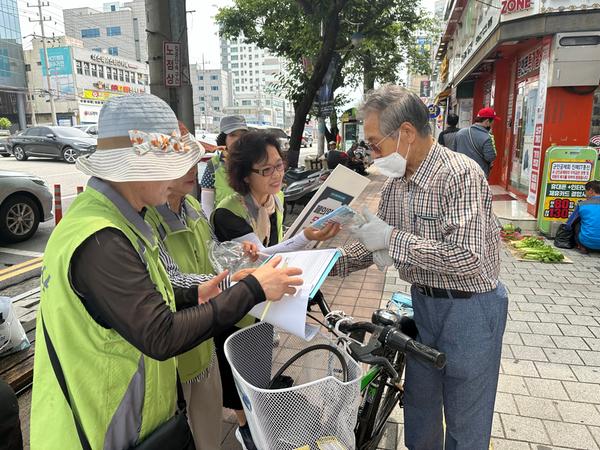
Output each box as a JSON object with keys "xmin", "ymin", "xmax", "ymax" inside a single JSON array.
[{"xmin": 42, "ymin": 317, "xmax": 196, "ymax": 450}]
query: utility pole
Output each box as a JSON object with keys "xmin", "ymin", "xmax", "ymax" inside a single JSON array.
[
  {"xmin": 28, "ymin": 1, "xmax": 57, "ymax": 126},
  {"xmin": 202, "ymin": 54, "xmax": 208, "ymax": 132},
  {"xmin": 146, "ymin": 0, "xmax": 195, "ymax": 132}
]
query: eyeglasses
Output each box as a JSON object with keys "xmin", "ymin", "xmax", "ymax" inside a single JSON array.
[
  {"xmin": 365, "ymin": 129, "xmax": 398, "ymax": 153},
  {"xmin": 251, "ymin": 160, "xmax": 285, "ymax": 177}
]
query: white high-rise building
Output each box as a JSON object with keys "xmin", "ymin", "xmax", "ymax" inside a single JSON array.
[
  {"xmin": 63, "ymin": 0, "xmax": 147, "ymax": 63},
  {"xmin": 190, "ymin": 65, "xmax": 230, "ymax": 132},
  {"xmin": 220, "ymin": 34, "xmax": 293, "ymax": 129}
]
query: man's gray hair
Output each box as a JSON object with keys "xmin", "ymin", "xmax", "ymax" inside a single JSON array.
[{"xmin": 360, "ymin": 85, "xmax": 431, "ymax": 137}]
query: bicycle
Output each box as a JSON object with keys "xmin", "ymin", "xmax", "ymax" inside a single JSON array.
[
  {"xmin": 301, "ymin": 291, "xmax": 446, "ymax": 450},
  {"xmin": 225, "ymin": 289, "xmax": 446, "ymax": 450}
]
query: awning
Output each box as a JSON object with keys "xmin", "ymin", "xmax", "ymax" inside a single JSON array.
[{"xmin": 434, "ymin": 88, "xmax": 452, "ymax": 104}]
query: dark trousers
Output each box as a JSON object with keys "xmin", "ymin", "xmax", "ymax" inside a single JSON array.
[
  {"xmin": 0, "ymin": 379, "xmax": 23, "ymax": 450},
  {"xmin": 404, "ymin": 283, "xmax": 508, "ymax": 450},
  {"xmin": 214, "ymin": 324, "xmax": 244, "ymax": 410}
]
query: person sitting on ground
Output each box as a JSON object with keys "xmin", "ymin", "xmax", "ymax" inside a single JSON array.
[
  {"xmin": 438, "ymin": 113, "xmax": 460, "ymax": 149},
  {"xmin": 565, "ymin": 180, "xmax": 600, "ymax": 253}
]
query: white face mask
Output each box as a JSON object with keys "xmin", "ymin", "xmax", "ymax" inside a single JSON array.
[{"xmin": 373, "ymin": 131, "xmax": 411, "ymax": 178}]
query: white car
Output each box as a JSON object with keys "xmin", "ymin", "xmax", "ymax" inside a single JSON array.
[
  {"xmin": 73, "ymin": 124, "xmax": 98, "ymax": 136},
  {"xmin": 0, "ymin": 170, "xmax": 53, "ymax": 242}
]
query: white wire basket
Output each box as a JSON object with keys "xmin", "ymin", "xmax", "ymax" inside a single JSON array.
[{"xmin": 224, "ymin": 322, "xmax": 363, "ymax": 450}]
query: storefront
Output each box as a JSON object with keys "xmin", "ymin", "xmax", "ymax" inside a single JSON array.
[
  {"xmin": 24, "ymin": 36, "xmax": 148, "ymax": 125},
  {"xmin": 433, "ymin": 0, "xmax": 600, "ymax": 216}
]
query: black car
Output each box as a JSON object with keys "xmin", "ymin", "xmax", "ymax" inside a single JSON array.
[{"xmin": 9, "ymin": 126, "xmax": 97, "ymax": 164}]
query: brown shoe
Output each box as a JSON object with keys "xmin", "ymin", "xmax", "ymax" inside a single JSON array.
[{"xmin": 576, "ymin": 244, "xmax": 589, "ymax": 254}]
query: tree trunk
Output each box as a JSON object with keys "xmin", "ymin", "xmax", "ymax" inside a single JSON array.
[
  {"xmin": 363, "ymin": 51, "xmax": 376, "ymax": 94},
  {"xmin": 287, "ymin": 0, "xmax": 348, "ymax": 168}
]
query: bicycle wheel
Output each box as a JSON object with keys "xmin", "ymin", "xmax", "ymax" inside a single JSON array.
[{"xmin": 356, "ymin": 351, "xmax": 406, "ymax": 450}]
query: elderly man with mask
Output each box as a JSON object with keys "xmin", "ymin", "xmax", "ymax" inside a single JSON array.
[
  {"xmin": 30, "ymin": 94, "xmax": 303, "ymax": 450},
  {"xmin": 334, "ymin": 85, "xmax": 508, "ymax": 450}
]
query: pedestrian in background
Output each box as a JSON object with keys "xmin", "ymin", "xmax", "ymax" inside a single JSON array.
[
  {"xmin": 451, "ymin": 107, "xmax": 499, "ymax": 177},
  {"xmin": 333, "ymin": 85, "xmax": 508, "ymax": 450},
  {"xmin": 438, "ymin": 112, "xmax": 460, "ymax": 149},
  {"xmin": 200, "ymin": 115, "xmax": 248, "ymax": 218}
]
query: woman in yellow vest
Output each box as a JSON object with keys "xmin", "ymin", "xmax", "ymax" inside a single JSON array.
[
  {"xmin": 212, "ymin": 131, "xmax": 339, "ymax": 450},
  {"xmin": 146, "ymin": 162, "xmax": 258, "ymax": 450},
  {"xmin": 200, "ymin": 115, "xmax": 248, "ymax": 218},
  {"xmin": 30, "ymin": 95, "xmax": 303, "ymax": 450}
]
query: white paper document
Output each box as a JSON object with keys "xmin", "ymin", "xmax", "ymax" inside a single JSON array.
[{"xmin": 249, "ymin": 248, "xmax": 340, "ymax": 340}]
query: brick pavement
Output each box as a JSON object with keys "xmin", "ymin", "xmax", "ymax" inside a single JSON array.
[
  {"xmin": 11, "ymin": 173, "xmax": 600, "ymax": 449},
  {"xmin": 223, "ymin": 174, "xmax": 600, "ymax": 450}
]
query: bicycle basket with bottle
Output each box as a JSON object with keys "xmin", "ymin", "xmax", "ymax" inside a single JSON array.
[{"xmin": 224, "ymin": 322, "xmax": 362, "ymax": 450}]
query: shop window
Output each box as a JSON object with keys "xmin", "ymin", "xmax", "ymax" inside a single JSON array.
[
  {"xmin": 83, "ymin": 62, "xmax": 90, "ymax": 76},
  {"xmin": 75, "ymin": 60, "xmax": 82, "ymax": 75},
  {"xmin": 124, "ymin": 71, "xmax": 130, "ymax": 83},
  {"xmin": 91, "ymin": 63, "xmax": 97, "ymax": 77},
  {"xmin": 106, "ymin": 67, "xmax": 112, "ymax": 80},
  {"xmin": 118, "ymin": 69, "xmax": 124, "ymax": 81}
]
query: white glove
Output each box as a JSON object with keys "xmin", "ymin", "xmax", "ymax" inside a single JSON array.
[
  {"xmin": 373, "ymin": 250, "xmax": 394, "ymax": 271},
  {"xmin": 351, "ymin": 208, "xmax": 393, "ymax": 252}
]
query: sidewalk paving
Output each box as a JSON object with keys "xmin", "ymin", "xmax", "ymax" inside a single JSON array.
[
  {"xmin": 223, "ymin": 174, "xmax": 600, "ymax": 450},
  {"xmin": 13, "ymin": 174, "xmax": 600, "ymax": 449}
]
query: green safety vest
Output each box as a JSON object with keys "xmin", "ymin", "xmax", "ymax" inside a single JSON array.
[
  {"xmin": 145, "ymin": 195, "xmax": 215, "ymax": 383},
  {"xmin": 211, "ymin": 153, "xmax": 235, "ymax": 207},
  {"xmin": 215, "ymin": 191, "xmax": 285, "ymax": 244},
  {"xmin": 213, "ymin": 191, "xmax": 285, "ymax": 329},
  {"xmin": 30, "ymin": 178, "xmax": 178, "ymax": 450}
]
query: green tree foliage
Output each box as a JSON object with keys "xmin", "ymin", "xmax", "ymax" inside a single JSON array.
[
  {"xmin": 0, "ymin": 117, "xmax": 12, "ymax": 130},
  {"xmin": 216, "ymin": 0, "xmax": 434, "ymax": 166}
]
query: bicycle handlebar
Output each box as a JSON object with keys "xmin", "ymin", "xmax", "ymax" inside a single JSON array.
[
  {"xmin": 309, "ymin": 291, "xmax": 446, "ymax": 370},
  {"xmin": 381, "ymin": 326, "xmax": 447, "ymax": 369}
]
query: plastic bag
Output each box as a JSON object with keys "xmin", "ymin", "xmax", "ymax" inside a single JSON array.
[
  {"xmin": 554, "ymin": 224, "xmax": 575, "ymax": 249},
  {"xmin": 207, "ymin": 240, "xmax": 260, "ymax": 274},
  {"xmin": 310, "ymin": 205, "xmax": 365, "ymax": 230},
  {"xmin": 386, "ymin": 291, "xmax": 414, "ymax": 318},
  {"xmin": 0, "ymin": 297, "xmax": 30, "ymax": 357}
]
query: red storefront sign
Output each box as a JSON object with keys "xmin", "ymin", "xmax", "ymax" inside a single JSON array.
[{"xmin": 501, "ymin": 0, "xmax": 533, "ymax": 14}]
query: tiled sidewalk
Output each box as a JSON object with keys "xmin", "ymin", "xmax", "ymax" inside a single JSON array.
[{"xmin": 222, "ymin": 174, "xmax": 600, "ymax": 450}]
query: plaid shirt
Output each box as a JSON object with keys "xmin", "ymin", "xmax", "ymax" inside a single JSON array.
[{"xmin": 334, "ymin": 142, "xmax": 501, "ymax": 293}]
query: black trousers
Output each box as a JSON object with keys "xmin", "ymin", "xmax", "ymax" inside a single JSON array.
[
  {"xmin": 0, "ymin": 379, "xmax": 23, "ymax": 450},
  {"xmin": 214, "ymin": 324, "xmax": 244, "ymax": 410}
]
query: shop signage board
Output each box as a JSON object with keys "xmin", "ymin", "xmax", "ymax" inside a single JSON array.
[
  {"xmin": 78, "ymin": 103, "xmax": 102, "ymax": 123},
  {"xmin": 164, "ymin": 42, "xmax": 181, "ymax": 87},
  {"xmin": 527, "ymin": 38, "xmax": 551, "ymax": 209},
  {"xmin": 536, "ymin": 146, "xmax": 597, "ymax": 234},
  {"xmin": 501, "ymin": 0, "xmax": 600, "ymax": 21}
]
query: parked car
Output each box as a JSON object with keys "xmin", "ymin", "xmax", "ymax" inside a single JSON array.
[
  {"xmin": 248, "ymin": 124, "xmax": 290, "ymax": 156},
  {"xmin": 73, "ymin": 124, "xmax": 98, "ymax": 136},
  {"xmin": 9, "ymin": 126, "xmax": 97, "ymax": 163},
  {"xmin": 0, "ymin": 131, "xmax": 10, "ymax": 157},
  {"xmin": 301, "ymin": 133, "xmax": 313, "ymax": 148},
  {"xmin": 0, "ymin": 170, "xmax": 54, "ymax": 243}
]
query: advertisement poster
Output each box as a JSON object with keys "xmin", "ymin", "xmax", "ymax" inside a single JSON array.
[
  {"xmin": 527, "ymin": 39, "xmax": 551, "ymax": 207},
  {"xmin": 541, "ymin": 159, "xmax": 594, "ymax": 219},
  {"xmin": 40, "ymin": 47, "xmax": 75, "ymax": 97},
  {"xmin": 284, "ymin": 164, "xmax": 370, "ymax": 241}
]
